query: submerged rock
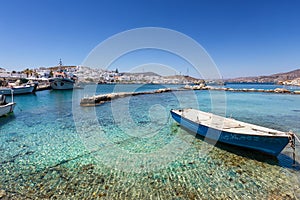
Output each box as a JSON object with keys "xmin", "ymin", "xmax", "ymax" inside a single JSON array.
[{"xmin": 0, "ymin": 189, "xmax": 6, "ymax": 198}]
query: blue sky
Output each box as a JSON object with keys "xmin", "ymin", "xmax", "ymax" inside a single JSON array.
[{"xmin": 0, "ymin": 0, "xmax": 300, "ymax": 78}]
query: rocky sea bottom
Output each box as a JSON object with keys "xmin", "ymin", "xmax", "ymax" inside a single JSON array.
[{"xmin": 0, "ymin": 121, "xmax": 299, "ymax": 199}]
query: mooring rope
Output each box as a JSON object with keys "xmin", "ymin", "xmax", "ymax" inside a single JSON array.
[
  {"xmin": 293, "ymin": 133, "xmax": 300, "ymax": 144},
  {"xmin": 288, "ymin": 131, "xmax": 299, "ymax": 166}
]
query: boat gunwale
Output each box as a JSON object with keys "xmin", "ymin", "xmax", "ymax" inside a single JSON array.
[
  {"xmin": 171, "ymin": 109, "xmax": 289, "ymax": 138},
  {"xmin": 0, "ymin": 102, "xmax": 16, "ymax": 107},
  {"xmin": 0, "ymin": 85, "xmax": 35, "ymax": 95},
  {"xmin": 0, "ymin": 102, "xmax": 16, "ymax": 116},
  {"xmin": 49, "ymin": 78, "xmax": 75, "ymax": 83}
]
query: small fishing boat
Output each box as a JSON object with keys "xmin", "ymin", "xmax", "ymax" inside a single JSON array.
[
  {"xmin": 170, "ymin": 108, "xmax": 293, "ymax": 156},
  {"xmin": 0, "ymin": 93, "xmax": 15, "ymax": 117},
  {"xmin": 0, "ymin": 84, "xmax": 36, "ymax": 95}
]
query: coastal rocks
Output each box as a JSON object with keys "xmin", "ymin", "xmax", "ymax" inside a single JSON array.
[
  {"xmin": 183, "ymin": 85, "xmax": 192, "ymax": 89},
  {"xmin": 274, "ymin": 88, "xmax": 291, "ymax": 93},
  {"xmin": 184, "ymin": 83, "xmax": 206, "ymax": 90},
  {"xmin": 182, "ymin": 85, "xmax": 300, "ymax": 95},
  {"xmin": 188, "ymin": 85, "xmax": 300, "ymax": 95},
  {"xmin": 294, "ymin": 90, "xmax": 300, "ymax": 94}
]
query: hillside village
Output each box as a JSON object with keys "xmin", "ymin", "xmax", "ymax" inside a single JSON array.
[
  {"xmin": 1, "ymin": 66, "xmax": 300, "ymax": 86},
  {"xmin": 0, "ymin": 66, "xmax": 202, "ymax": 85}
]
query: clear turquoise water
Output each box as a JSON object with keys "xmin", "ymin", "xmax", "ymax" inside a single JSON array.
[{"xmin": 0, "ymin": 84, "xmax": 299, "ymax": 199}]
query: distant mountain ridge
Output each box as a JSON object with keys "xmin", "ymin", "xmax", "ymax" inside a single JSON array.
[
  {"xmin": 122, "ymin": 72, "xmax": 161, "ymax": 77},
  {"xmin": 164, "ymin": 75, "xmax": 201, "ymax": 82},
  {"xmin": 226, "ymin": 68, "xmax": 300, "ymax": 83},
  {"xmin": 273, "ymin": 69, "xmax": 300, "ymax": 79},
  {"xmin": 121, "ymin": 72, "xmax": 201, "ymax": 82}
]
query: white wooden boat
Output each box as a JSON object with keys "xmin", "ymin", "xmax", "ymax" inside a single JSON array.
[
  {"xmin": 170, "ymin": 108, "xmax": 292, "ymax": 156},
  {"xmin": 0, "ymin": 94, "xmax": 15, "ymax": 117},
  {"xmin": 0, "ymin": 84, "xmax": 35, "ymax": 95}
]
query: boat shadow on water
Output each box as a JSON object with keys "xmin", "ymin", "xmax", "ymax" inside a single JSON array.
[
  {"xmin": 180, "ymin": 126, "xmax": 300, "ymax": 171},
  {"xmin": 0, "ymin": 113, "xmax": 16, "ymax": 124}
]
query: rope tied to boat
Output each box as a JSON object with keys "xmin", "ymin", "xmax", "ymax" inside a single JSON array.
[
  {"xmin": 288, "ymin": 131, "xmax": 300, "ymax": 166},
  {"xmin": 292, "ymin": 132, "xmax": 300, "ymax": 144}
]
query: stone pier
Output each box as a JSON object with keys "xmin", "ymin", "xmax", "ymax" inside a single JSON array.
[{"xmin": 80, "ymin": 88, "xmax": 180, "ymax": 106}]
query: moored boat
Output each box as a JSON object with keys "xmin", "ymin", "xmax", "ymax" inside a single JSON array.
[
  {"xmin": 0, "ymin": 84, "xmax": 36, "ymax": 95},
  {"xmin": 49, "ymin": 59, "xmax": 76, "ymax": 90},
  {"xmin": 170, "ymin": 108, "xmax": 292, "ymax": 156},
  {"xmin": 0, "ymin": 93, "xmax": 15, "ymax": 117},
  {"xmin": 49, "ymin": 77, "xmax": 75, "ymax": 90}
]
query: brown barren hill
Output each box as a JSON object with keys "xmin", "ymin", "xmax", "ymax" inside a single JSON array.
[{"xmin": 226, "ymin": 69, "xmax": 300, "ymax": 84}]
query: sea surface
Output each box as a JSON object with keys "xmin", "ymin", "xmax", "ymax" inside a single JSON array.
[{"xmin": 0, "ymin": 83, "xmax": 300, "ymax": 199}]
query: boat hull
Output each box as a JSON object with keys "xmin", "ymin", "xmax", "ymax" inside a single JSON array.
[
  {"xmin": 0, "ymin": 102, "xmax": 15, "ymax": 117},
  {"xmin": 50, "ymin": 78, "xmax": 74, "ymax": 90},
  {"xmin": 170, "ymin": 110, "xmax": 290, "ymax": 156},
  {"xmin": 0, "ymin": 85, "xmax": 35, "ymax": 95}
]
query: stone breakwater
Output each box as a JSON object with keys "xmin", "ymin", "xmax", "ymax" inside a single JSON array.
[
  {"xmin": 80, "ymin": 86, "xmax": 300, "ymax": 106},
  {"xmin": 183, "ymin": 85, "xmax": 300, "ymax": 94},
  {"xmin": 80, "ymin": 88, "xmax": 183, "ymax": 106}
]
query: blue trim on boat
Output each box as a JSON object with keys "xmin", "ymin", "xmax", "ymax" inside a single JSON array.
[{"xmin": 170, "ymin": 110, "xmax": 289, "ymax": 157}]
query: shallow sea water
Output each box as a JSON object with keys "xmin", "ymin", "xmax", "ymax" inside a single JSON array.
[{"xmin": 0, "ymin": 84, "xmax": 300, "ymax": 199}]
